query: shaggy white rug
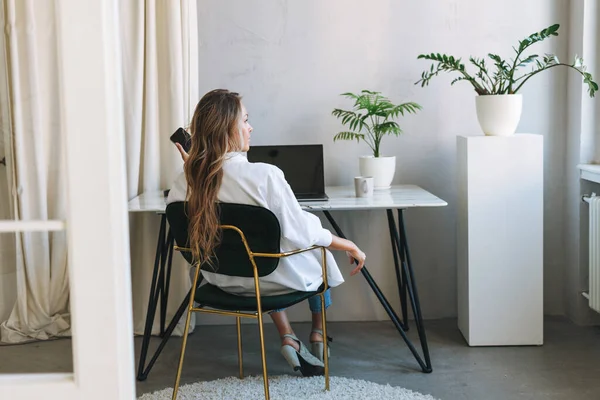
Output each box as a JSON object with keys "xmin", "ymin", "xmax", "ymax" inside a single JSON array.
[{"xmin": 138, "ymin": 375, "xmax": 439, "ymax": 400}]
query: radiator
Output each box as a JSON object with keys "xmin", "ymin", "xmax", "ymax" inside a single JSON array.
[{"xmin": 586, "ymin": 194, "xmax": 600, "ymax": 313}]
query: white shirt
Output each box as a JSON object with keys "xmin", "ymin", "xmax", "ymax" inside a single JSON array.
[{"xmin": 167, "ymin": 152, "xmax": 345, "ymax": 296}]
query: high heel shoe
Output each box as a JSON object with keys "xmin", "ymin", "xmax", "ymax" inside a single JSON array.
[
  {"xmin": 280, "ymin": 334, "xmax": 324, "ymax": 377},
  {"xmin": 309, "ymin": 329, "xmax": 332, "ymax": 362}
]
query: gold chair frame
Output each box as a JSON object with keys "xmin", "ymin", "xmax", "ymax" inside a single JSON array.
[{"xmin": 171, "ymin": 224, "xmax": 330, "ymax": 400}]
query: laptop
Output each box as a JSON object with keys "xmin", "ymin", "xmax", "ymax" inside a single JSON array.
[{"xmin": 247, "ymin": 144, "xmax": 329, "ymax": 202}]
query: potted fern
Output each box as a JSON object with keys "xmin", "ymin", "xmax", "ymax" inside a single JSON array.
[
  {"xmin": 332, "ymin": 90, "xmax": 421, "ymax": 189},
  {"xmin": 416, "ymin": 24, "xmax": 597, "ymax": 136}
]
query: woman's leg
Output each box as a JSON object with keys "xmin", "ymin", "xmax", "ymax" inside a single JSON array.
[
  {"xmin": 270, "ymin": 310, "xmax": 299, "ymax": 351},
  {"xmin": 308, "ymin": 289, "xmax": 331, "ymax": 342},
  {"xmin": 273, "ymin": 308, "xmax": 325, "ymax": 375}
]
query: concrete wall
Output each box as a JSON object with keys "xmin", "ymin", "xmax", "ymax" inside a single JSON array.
[{"xmin": 195, "ymin": 0, "xmax": 570, "ymax": 324}]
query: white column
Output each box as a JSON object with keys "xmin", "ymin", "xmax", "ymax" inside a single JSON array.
[{"xmin": 457, "ymin": 134, "xmax": 543, "ymax": 346}]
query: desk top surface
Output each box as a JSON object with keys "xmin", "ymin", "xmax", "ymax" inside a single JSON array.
[{"xmin": 128, "ymin": 185, "xmax": 448, "ymax": 213}]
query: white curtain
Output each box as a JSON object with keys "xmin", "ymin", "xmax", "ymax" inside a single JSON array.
[
  {"xmin": 0, "ymin": 0, "xmax": 199, "ymax": 343},
  {"xmin": 121, "ymin": 0, "xmax": 199, "ymax": 336},
  {"xmin": 0, "ymin": 0, "xmax": 71, "ymax": 344}
]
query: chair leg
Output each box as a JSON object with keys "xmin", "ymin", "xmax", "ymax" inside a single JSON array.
[
  {"xmin": 236, "ymin": 316, "xmax": 244, "ymax": 379},
  {"xmin": 256, "ymin": 312, "xmax": 270, "ymax": 400},
  {"xmin": 171, "ymin": 307, "xmax": 194, "ymax": 400},
  {"xmin": 320, "ymin": 294, "xmax": 330, "ymax": 391}
]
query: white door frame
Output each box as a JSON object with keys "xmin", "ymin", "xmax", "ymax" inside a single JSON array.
[{"xmin": 0, "ymin": 0, "xmax": 135, "ymax": 399}]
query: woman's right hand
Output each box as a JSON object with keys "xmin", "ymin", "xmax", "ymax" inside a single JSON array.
[
  {"xmin": 346, "ymin": 245, "xmax": 366, "ymax": 276},
  {"xmin": 175, "ymin": 142, "xmax": 190, "ymax": 163},
  {"xmin": 328, "ymin": 235, "xmax": 366, "ymax": 276}
]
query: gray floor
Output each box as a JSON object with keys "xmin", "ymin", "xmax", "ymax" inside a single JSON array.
[{"xmin": 1, "ymin": 317, "xmax": 599, "ymax": 399}]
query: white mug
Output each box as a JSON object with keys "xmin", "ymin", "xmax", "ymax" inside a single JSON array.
[{"xmin": 354, "ymin": 176, "xmax": 374, "ymax": 198}]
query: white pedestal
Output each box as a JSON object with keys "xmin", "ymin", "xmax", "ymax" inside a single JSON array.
[{"xmin": 457, "ymin": 134, "xmax": 543, "ymax": 346}]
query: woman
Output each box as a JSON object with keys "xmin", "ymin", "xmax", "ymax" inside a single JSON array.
[{"xmin": 167, "ymin": 89, "xmax": 366, "ymax": 376}]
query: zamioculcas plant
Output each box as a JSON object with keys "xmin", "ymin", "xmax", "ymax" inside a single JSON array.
[{"xmin": 415, "ymin": 24, "xmax": 597, "ymax": 97}]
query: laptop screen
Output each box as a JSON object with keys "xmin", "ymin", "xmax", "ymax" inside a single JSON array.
[{"xmin": 247, "ymin": 144, "xmax": 326, "ymax": 196}]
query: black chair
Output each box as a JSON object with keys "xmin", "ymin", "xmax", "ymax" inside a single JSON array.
[{"xmin": 165, "ymin": 202, "xmax": 331, "ymax": 400}]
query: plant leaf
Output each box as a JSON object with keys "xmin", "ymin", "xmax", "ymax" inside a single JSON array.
[{"xmin": 333, "ymin": 131, "xmax": 365, "ymax": 143}]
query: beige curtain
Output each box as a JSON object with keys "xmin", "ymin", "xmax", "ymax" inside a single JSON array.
[
  {"xmin": 122, "ymin": 0, "xmax": 199, "ymax": 336},
  {"xmin": 0, "ymin": 0, "xmax": 71, "ymax": 344},
  {"xmin": 0, "ymin": 0, "xmax": 16, "ymax": 327},
  {"xmin": 0, "ymin": 0, "xmax": 199, "ymax": 343}
]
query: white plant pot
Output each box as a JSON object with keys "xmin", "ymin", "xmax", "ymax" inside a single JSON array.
[
  {"xmin": 475, "ymin": 94, "xmax": 523, "ymax": 136},
  {"xmin": 358, "ymin": 155, "xmax": 396, "ymax": 189}
]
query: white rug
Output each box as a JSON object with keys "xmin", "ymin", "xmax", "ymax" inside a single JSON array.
[{"xmin": 138, "ymin": 375, "xmax": 439, "ymax": 400}]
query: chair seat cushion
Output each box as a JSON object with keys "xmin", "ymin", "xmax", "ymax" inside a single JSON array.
[{"xmin": 195, "ymin": 283, "xmax": 326, "ymax": 312}]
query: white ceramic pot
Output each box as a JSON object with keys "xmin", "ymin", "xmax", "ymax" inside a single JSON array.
[
  {"xmin": 358, "ymin": 155, "xmax": 396, "ymax": 189},
  {"xmin": 475, "ymin": 94, "xmax": 523, "ymax": 136}
]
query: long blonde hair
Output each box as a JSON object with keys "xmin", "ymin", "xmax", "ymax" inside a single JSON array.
[{"xmin": 185, "ymin": 89, "xmax": 242, "ymax": 266}]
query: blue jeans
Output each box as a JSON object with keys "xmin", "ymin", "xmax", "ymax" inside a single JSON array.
[
  {"xmin": 307, "ymin": 288, "xmax": 331, "ymax": 313},
  {"xmin": 271, "ymin": 288, "xmax": 331, "ymax": 314}
]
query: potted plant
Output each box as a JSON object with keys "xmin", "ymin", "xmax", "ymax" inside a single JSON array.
[
  {"xmin": 415, "ymin": 24, "xmax": 597, "ymax": 136},
  {"xmin": 332, "ymin": 90, "xmax": 422, "ymax": 189}
]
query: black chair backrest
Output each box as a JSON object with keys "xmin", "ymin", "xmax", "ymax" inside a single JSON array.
[{"xmin": 165, "ymin": 202, "xmax": 282, "ymax": 278}]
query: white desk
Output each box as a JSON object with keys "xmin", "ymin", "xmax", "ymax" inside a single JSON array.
[
  {"xmin": 128, "ymin": 185, "xmax": 447, "ymax": 213},
  {"xmin": 129, "ymin": 185, "xmax": 447, "ymax": 380}
]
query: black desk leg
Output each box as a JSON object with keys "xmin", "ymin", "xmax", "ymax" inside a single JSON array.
[
  {"xmin": 136, "ymin": 213, "xmax": 202, "ymax": 381},
  {"xmin": 159, "ymin": 232, "xmax": 175, "ymax": 337},
  {"xmin": 137, "ymin": 215, "xmax": 167, "ymax": 380},
  {"xmin": 391, "ymin": 209, "xmax": 432, "ymax": 372},
  {"xmin": 387, "ymin": 210, "xmax": 409, "ymax": 331},
  {"xmin": 322, "ymin": 210, "xmax": 432, "ymax": 373},
  {"xmin": 136, "ymin": 290, "xmax": 191, "ymax": 381}
]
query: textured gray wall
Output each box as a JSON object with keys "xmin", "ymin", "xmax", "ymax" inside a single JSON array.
[{"xmin": 195, "ymin": 0, "xmax": 569, "ymax": 324}]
